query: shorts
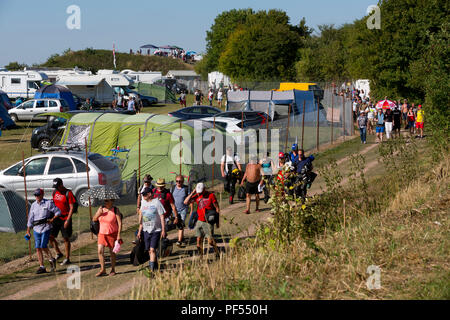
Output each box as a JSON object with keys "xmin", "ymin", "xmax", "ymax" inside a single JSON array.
[
  {"xmin": 245, "ymin": 181, "xmax": 260, "ymax": 195},
  {"xmin": 416, "ymin": 122, "xmax": 424, "ymax": 129},
  {"xmin": 34, "ymin": 230, "xmax": 51, "ymax": 249},
  {"xmin": 176, "ymin": 208, "xmax": 187, "ymax": 230},
  {"xmin": 393, "ymin": 124, "xmax": 401, "ymax": 131},
  {"xmin": 98, "ymin": 233, "xmax": 117, "ymax": 248},
  {"xmin": 50, "ymin": 218, "xmax": 72, "ymax": 239},
  {"xmin": 143, "ymin": 231, "xmax": 161, "ymax": 251},
  {"xmin": 194, "ymin": 220, "xmax": 214, "ymax": 239},
  {"xmin": 376, "ymin": 126, "xmax": 385, "ymax": 133}
]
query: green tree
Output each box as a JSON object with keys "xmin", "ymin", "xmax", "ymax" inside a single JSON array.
[
  {"xmin": 4, "ymin": 61, "xmax": 28, "ymax": 70},
  {"xmin": 218, "ymin": 21, "xmax": 302, "ymax": 81}
]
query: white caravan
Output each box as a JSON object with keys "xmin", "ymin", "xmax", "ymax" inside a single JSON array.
[
  {"xmin": 354, "ymin": 79, "xmax": 371, "ymax": 99},
  {"xmin": 40, "ymin": 68, "xmax": 93, "ymax": 83},
  {"xmin": 120, "ymin": 69, "xmax": 162, "ymax": 84},
  {"xmin": 208, "ymin": 71, "xmax": 231, "ymax": 89},
  {"xmin": 0, "ymin": 70, "xmax": 48, "ymax": 99},
  {"xmin": 56, "ymin": 73, "xmax": 132, "ymax": 105}
]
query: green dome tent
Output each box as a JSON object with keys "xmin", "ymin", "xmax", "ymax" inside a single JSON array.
[{"xmin": 0, "ymin": 190, "xmax": 29, "ymax": 233}]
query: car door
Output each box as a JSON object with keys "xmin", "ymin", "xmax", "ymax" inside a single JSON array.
[
  {"xmin": 43, "ymin": 156, "xmax": 76, "ymax": 197},
  {"xmin": 16, "ymin": 157, "xmax": 48, "ymax": 199},
  {"xmin": 35, "ymin": 99, "xmax": 48, "ymax": 118},
  {"xmin": 20, "ymin": 100, "xmax": 35, "ymax": 120}
]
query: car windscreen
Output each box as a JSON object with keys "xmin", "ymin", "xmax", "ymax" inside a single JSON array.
[{"xmin": 88, "ymin": 154, "xmax": 116, "ymax": 171}]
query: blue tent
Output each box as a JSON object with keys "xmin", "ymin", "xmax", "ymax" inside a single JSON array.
[
  {"xmin": 34, "ymin": 84, "xmax": 77, "ymax": 110},
  {"xmin": 0, "ymin": 90, "xmax": 16, "ymax": 128}
]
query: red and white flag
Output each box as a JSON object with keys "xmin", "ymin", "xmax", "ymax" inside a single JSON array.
[{"xmin": 113, "ymin": 44, "xmax": 117, "ymax": 69}]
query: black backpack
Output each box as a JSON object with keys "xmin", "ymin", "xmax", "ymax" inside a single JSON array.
[{"xmin": 53, "ymin": 189, "xmax": 78, "ymax": 214}]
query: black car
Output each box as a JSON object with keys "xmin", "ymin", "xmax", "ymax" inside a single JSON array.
[
  {"xmin": 168, "ymin": 106, "xmax": 222, "ymax": 120},
  {"xmin": 31, "ymin": 116, "xmax": 67, "ymax": 150},
  {"xmin": 215, "ymin": 111, "xmax": 271, "ymax": 127}
]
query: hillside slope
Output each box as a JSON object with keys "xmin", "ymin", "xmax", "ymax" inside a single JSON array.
[{"xmin": 40, "ymin": 49, "xmax": 194, "ymax": 74}]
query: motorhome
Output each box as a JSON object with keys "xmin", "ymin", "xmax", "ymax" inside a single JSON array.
[
  {"xmin": 40, "ymin": 68, "xmax": 92, "ymax": 83},
  {"xmin": 120, "ymin": 69, "xmax": 162, "ymax": 84},
  {"xmin": 56, "ymin": 73, "xmax": 132, "ymax": 105},
  {"xmin": 0, "ymin": 70, "xmax": 48, "ymax": 99}
]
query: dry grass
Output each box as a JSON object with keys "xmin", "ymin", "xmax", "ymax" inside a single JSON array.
[{"xmin": 130, "ymin": 154, "xmax": 449, "ymax": 300}]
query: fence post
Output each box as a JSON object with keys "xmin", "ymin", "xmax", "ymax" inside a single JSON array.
[
  {"xmin": 138, "ymin": 128, "xmax": 141, "ymax": 187},
  {"xmin": 84, "ymin": 137, "xmax": 93, "ymax": 239},
  {"xmin": 342, "ymin": 95, "xmax": 346, "ymax": 141},
  {"xmin": 285, "ymin": 104, "xmax": 291, "ymax": 151},
  {"xmin": 212, "ymin": 117, "xmax": 215, "ymax": 189},
  {"xmin": 301, "ymin": 100, "xmax": 306, "ymax": 149},
  {"xmin": 316, "ymin": 100, "xmax": 320, "ymax": 151},
  {"xmin": 22, "ymin": 151, "xmax": 31, "ymax": 258},
  {"xmin": 331, "ymin": 91, "xmax": 334, "ymax": 144},
  {"xmin": 179, "ymin": 121, "xmax": 182, "ymax": 176}
]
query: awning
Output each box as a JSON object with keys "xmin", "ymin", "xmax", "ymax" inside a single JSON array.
[{"xmin": 57, "ymin": 78, "xmax": 103, "ymax": 86}]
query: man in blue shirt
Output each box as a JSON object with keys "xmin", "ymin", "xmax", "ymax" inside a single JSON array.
[
  {"xmin": 289, "ymin": 143, "xmax": 300, "ymax": 165},
  {"xmin": 26, "ymin": 188, "xmax": 61, "ymax": 274}
]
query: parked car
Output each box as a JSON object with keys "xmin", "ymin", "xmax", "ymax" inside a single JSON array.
[
  {"xmin": 31, "ymin": 110, "xmax": 137, "ymax": 150},
  {"xmin": 0, "ymin": 150, "xmax": 122, "ymax": 207},
  {"xmin": 123, "ymin": 87, "xmax": 158, "ymax": 106},
  {"xmin": 168, "ymin": 106, "xmax": 222, "ymax": 120},
  {"xmin": 199, "ymin": 116, "xmax": 245, "ymax": 145},
  {"xmin": 31, "ymin": 116, "xmax": 67, "ymax": 150},
  {"xmin": 215, "ymin": 111, "xmax": 271, "ymax": 127},
  {"xmin": 8, "ymin": 98, "xmax": 70, "ymax": 122}
]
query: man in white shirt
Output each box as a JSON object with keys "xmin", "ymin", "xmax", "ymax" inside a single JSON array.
[
  {"xmin": 127, "ymin": 97, "xmax": 136, "ymax": 112},
  {"xmin": 221, "ymin": 147, "xmax": 242, "ymax": 204},
  {"xmin": 137, "ymin": 187, "xmax": 166, "ymax": 271}
]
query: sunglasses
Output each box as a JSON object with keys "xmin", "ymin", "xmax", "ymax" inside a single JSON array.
[{"xmin": 176, "ymin": 180, "xmax": 183, "ymax": 183}]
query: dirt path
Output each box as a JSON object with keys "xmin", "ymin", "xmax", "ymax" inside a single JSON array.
[{"xmin": 2, "ymin": 133, "xmax": 389, "ymax": 300}]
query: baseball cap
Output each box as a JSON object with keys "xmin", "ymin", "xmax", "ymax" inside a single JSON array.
[
  {"xmin": 278, "ymin": 152, "xmax": 284, "ymax": 158},
  {"xmin": 141, "ymin": 187, "xmax": 153, "ymax": 196},
  {"xmin": 292, "ymin": 143, "xmax": 298, "ymax": 151},
  {"xmin": 52, "ymin": 178, "xmax": 63, "ymax": 188},
  {"xmin": 34, "ymin": 188, "xmax": 44, "ymax": 196},
  {"xmin": 195, "ymin": 182, "xmax": 204, "ymax": 194},
  {"xmin": 143, "ymin": 174, "xmax": 153, "ymax": 183}
]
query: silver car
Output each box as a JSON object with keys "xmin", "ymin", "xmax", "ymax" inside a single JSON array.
[
  {"xmin": 8, "ymin": 98, "xmax": 70, "ymax": 122},
  {"xmin": 0, "ymin": 151, "xmax": 122, "ymax": 207}
]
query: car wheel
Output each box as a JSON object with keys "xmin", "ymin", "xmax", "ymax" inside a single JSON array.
[
  {"xmin": 38, "ymin": 138, "xmax": 51, "ymax": 150},
  {"xmin": 10, "ymin": 114, "xmax": 18, "ymax": 122},
  {"xmin": 77, "ymin": 188, "xmax": 97, "ymax": 207},
  {"xmin": 142, "ymin": 99, "xmax": 149, "ymax": 107}
]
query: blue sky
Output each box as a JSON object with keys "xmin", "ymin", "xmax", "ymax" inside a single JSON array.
[{"xmin": 0, "ymin": 0, "xmax": 375, "ymax": 67}]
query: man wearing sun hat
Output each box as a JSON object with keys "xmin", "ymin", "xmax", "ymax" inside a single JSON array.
[
  {"xmin": 153, "ymin": 178, "xmax": 179, "ymax": 231},
  {"xmin": 26, "ymin": 188, "xmax": 61, "ymax": 274}
]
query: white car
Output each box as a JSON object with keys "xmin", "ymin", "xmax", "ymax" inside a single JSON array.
[
  {"xmin": 199, "ymin": 116, "xmax": 251, "ymax": 146},
  {"xmin": 8, "ymin": 98, "xmax": 70, "ymax": 122},
  {"xmin": 0, "ymin": 150, "xmax": 122, "ymax": 207}
]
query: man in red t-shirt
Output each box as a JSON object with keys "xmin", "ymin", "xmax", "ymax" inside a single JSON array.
[
  {"xmin": 49, "ymin": 178, "xmax": 76, "ymax": 265},
  {"xmin": 184, "ymin": 183, "xmax": 220, "ymax": 258},
  {"xmin": 153, "ymin": 178, "xmax": 179, "ymax": 225}
]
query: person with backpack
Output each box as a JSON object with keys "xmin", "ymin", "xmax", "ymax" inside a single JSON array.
[
  {"xmin": 92, "ymin": 198, "xmax": 123, "ymax": 276},
  {"xmin": 357, "ymin": 110, "xmax": 368, "ymax": 144},
  {"xmin": 221, "ymin": 147, "xmax": 242, "ymax": 204},
  {"xmin": 49, "ymin": 178, "xmax": 77, "ymax": 266},
  {"xmin": 26, "ymin": 188, "xmax": 61, "ymax": 274},
  {"xmin": 136, "ymin": 187, "xmax": 166, "ymax": 272},
  {"xmin": 153, "ymin": 178, "xmax": 179, "ymax": 238},
  {"xmin": 184, "ymin": 183, "xmax": 221, "ymax": 259},
  {"xmin": 170, "ymin": 175, "xmax": 193, "ymax": 247}
]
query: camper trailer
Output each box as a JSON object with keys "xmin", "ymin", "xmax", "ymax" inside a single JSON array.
[
  {"xmin": 120, "ymin": 70, "xmax": 162, "ymax": 84},
  {"xmin": 56, "ymin": 73, "xmax": 132, "ymax": 105},
  {"xmin": 0, "ymin": 70, "xmax": 48, "ymax": 99}
]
